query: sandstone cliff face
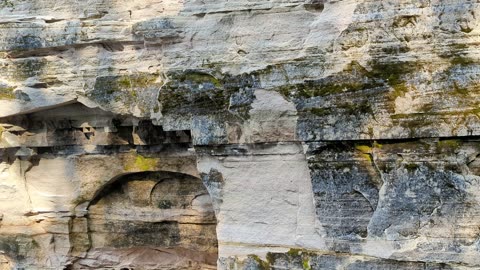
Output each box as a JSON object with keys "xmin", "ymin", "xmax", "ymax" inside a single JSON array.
[{"xmin": 1, "ymin": 0, "xmax": 480, "ymax": 269}]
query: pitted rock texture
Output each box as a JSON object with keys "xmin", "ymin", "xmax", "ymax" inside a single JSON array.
[{"xmin": 1, "ymin": 0, "xmax": 480, "ymax": 269}]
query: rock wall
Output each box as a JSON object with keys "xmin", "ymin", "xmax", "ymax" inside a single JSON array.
[{"xmin": 1, "ymin": 0, "xmax": 480, "ymax": 269}]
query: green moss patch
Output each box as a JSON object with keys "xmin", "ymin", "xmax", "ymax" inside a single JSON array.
[
  {"xmin": 391, "ymin": 116, "xmax": 434, "ymax": 137},
  {"xmin": 450, "ymin": 56, "xmax": 475, "ymax": 66},
  {"xmin": 158, "ymin": 70, "xmax": 255, "ymax": 118},
  {"xmin": 278, "ymin": 80, "xmax": 380, "ymax": 99},
  {"xmin": 12, "ymin": 58, "xmax": 47, "ymax": 81},
  {"xmin": 124, "ymin": 155, "xmax": 158, "ymax": 171},
  {"xmin": 117, "ymin": 74, "xmax": 157, "ymax": 89},
  {"xmin": 277, "ymin": 61, "xmax": 383, "ymax": 99},
  {"xmin": 182, "ymin": 72, "xmax": 222, "ymax": 88},
  {"xmin": 437, "ymin": 139, "xmax": 461, "ymax": 153},
  {"xmin": 287, "ymin": 248, "xmax": 304, "ymax": 257},
  {"xmin": 276, "ymin": 60, "xmax": 420, "ymax": 121},
  {"xmin": 367, "ymin": 60, "xmax": 418, "ymax": 101},
  {"xmin": 338, "ymin": 101, "xmax": 374, "ymax": 116},
  {"xmin": 440, "ymin": 43, "xmax": 477, "ymax": 68},
  {"xmin": 248, "ymin": 254, "xmax": 270, "ymax": 270},
  {"xmin": 89, "ymin": 73, "xmax": 159, "ymax": 104}
]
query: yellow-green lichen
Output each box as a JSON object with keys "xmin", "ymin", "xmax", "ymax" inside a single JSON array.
[
  {"xmin": 389, "ymin": 82, "xmax": 409, "ymax": 101},
  {"xmin": 124, "ymin": 155, "xmax": 158, "ymax": 171},
  {"xmin": 118, "ymin": 73, "xmax": 158, "ymax": 89},
  {"xmin": 355, "ymin": 144, "xmax": 373, "ymax": 163},
  {"xmin": 355, "ymin": 145, "xmax": 372, "ymax": 153},
  {"xmin": 373, "ymin": 141, "xmax": 383, "ymax": 149},
  {"xmin": 302, "ymin": 258, "xmax": 311, "ymax": 270},
  {"xmin": 284, "ymin": 248, "xmax": 313, "ymax": 270},
  {"xmin": 0, "ymin": 86, "xmax": 15, "ymax": 100},
  {"xmin": 287, "ymin": 248, "xmax": 304, "ymax": 257},
  {"xmin": 248, "ymin": 254, "xmax": 270, "ymax": 270}
]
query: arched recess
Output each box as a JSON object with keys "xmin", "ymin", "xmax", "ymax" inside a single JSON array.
[{"xmin": 70, "ymin": 171, "xmax": 218, "ymax": 270}]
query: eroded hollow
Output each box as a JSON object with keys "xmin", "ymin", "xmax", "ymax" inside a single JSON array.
[
  {"xmin": 304, "ymin": 0, "xmax": 324, "ymax": 12},
  {"xmin": 73, "ymin": 171, "xmax": 218, "ymax": 269}
]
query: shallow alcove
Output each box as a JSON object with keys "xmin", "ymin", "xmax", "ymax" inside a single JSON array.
[
  {"xmin": 304, "ymin": 0, "xmax": 324, "ymax": 12},
  {"xmin": 73, "ymin": 171, "xmax": 218, "ymax": 269}
]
